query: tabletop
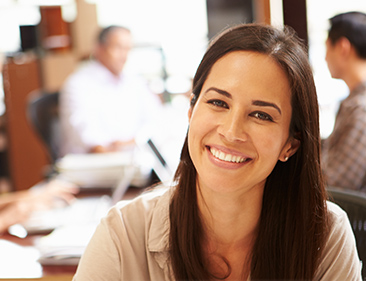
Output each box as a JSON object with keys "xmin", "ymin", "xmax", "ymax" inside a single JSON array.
[
  {"xmin": 0, "ymin": 233, "xmax": 76, "ymax": 280},
  {"xmin": 0, "ymin": 186, "xmax": 146, "ymax": 280}
]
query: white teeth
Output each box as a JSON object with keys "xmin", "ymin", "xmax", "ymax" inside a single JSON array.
[
  {"xmin": 224, "ymin": 154, "xmax": 231, "ymax": 161},
  {"xmin": 210, "ymin": 147, "xmax": 246, "ymax": 163}
]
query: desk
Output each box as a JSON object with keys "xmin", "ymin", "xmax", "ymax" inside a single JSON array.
[{"xmin": 0, "ymin": 187, "xmax": 145, "ymax": 280}]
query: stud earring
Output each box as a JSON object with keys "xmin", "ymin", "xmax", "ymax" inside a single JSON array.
[{"xmin": 284, "ymin": 156, "xmax": 289, "ymax": 161}]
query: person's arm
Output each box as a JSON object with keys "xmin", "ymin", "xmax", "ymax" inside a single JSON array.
[
  {"xmin": 0, "ymin": 190, "xmax": 35, "ymax": 233},
  {"xmin": 30, "ymin": 179, "xmax": 79, "ymax": 209},
  {"xmin": 89, "ymin": 139, "xmax": 136, "ymax": 153},
  {"xmin": 0, "ymin": 190, "xmax": 29, "ymax": 207},
  {"xmin": 0, "ymin": 179, "xmax": 78, "ymax": 233}
]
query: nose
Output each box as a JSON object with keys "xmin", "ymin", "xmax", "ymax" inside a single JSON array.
[{"xmin": 217, "ymin": 112, "xmax": 248, "ymax": 143}]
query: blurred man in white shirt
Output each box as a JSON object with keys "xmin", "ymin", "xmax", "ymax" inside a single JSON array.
[{"xmin": 60, "ymin": 26, "xmax": 162, "ymax": 156}]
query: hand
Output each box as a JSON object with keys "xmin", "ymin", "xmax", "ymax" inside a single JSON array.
[
  {"xmin": 89, "ymin": 145, "xmax": 109, "ymax": 153},
  {"xmin": 0, "ymin": 200, "xmax": 34, "ymax": 233},
  {"xmin": 89, "ymin": 139, "xmax": 136, "ymax": 153},
  {"xmin": 0, "ymin": 180, "xmax": 79, "ymax": 234},
  {"xmin": 30, "ymin": 179, "xmax": 79, "ymax": 210},
  {"xmin": 110, "ymin": 139, "xmax": 136, "ymax": 151}
]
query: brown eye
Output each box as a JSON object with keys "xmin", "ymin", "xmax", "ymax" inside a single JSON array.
[
  {"xmin": 251, "ymin": 111, "xmax": 273, "ymax": 122},
  {"xmin": 208, "ymin": 99, "xmax": 229, "ymax": 108}
]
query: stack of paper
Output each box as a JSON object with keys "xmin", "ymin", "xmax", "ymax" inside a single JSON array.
[
  {"xmin": 56, "ymin": 150, "xmax": 150, "ymax": 188},
  {"xmin": 36, "ymin": 223, "xmax": 98, "ymax": 266}
]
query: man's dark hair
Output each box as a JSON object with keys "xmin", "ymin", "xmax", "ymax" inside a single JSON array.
[
  {"xmin": 97, "ymin": 25, "xmax": 130, "ymax": 45},
  {"xmin": 328, "ymin": 11, "xmax": 366, "ymax": 59}
]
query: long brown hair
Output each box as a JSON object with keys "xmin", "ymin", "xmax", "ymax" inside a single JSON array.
[{"xmin": 169, "ymin": 23, "xmax": 329, "ymax": 280}]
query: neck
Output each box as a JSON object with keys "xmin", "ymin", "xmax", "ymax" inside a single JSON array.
[
  {"xmin": 197, "ymin": 186, "xmax": 262, "ymax": 280},
  {"xmin": 198, "ymin": 185, "xmax": 263, "ymax": 248},
  {"xmin": 343, "ymin": 59, "xmax": 366, "ymax": 92}
]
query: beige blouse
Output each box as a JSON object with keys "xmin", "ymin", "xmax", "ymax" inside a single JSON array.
[{"xmin": 73, "ymin": 187, "xmax": 362, "ymax": 280}]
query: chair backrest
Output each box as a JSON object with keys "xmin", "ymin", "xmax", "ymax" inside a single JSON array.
[
  {"xmin": 27, "ymin": 92, "xmax": 60, "ymax": 164},
  {"xmin": 327, "ymin": 186, "xmax": 366, "ymax": 278}
]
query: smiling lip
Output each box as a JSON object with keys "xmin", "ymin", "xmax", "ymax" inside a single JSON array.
[{"xmin": 207, "ymin": 146, "xmax": 251, "ymax": 168}]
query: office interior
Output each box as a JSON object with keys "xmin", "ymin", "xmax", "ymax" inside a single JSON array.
[
  {"xmin": 0, "ymin": 0, "xmax": 359, "ymax": 190},
  {"xmin": 0, "ymin": 0, "xmax": 365, "ymax": 278},
  {"xmin": 0, "ymin": 0, "xmax": 364, "ymax": 192}
]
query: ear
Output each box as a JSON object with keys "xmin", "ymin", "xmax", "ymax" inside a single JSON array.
[
  {"xmin": 279, "ymin": 137, "xmax": 300, "ymax": 162},
  {"xmin": 338, "ymin": 37, "xmax": 352, "ymax": 58}
]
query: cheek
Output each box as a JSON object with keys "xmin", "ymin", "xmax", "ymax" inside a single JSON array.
[
  {"xmin": 325, "ymin": 48, "xmax": 330, "ymax": 61},
  {"xmin": 189, "ymin": 106, "xmax": 214, "ymax": 135},
  {"xmin": 325, "ymin": 52, "xmax": 338, "ymax": 74},
  {"xmin": 253, "ymin": 127, "xmax": 289, "ymax": 158},
  {"xmin": 187, "ymin": 109, "xmax": 214, "ymax": 158},
  {"xmin": 259, "ymin": 137, "xmax": 280, "ymax": 157},
  {"xmin": 187, "ymin": 123, "xmax": 202, "ymax": 171},
  {"xmin": 188, "ymin": 113, "xmax": 206, "ymax": 149},
  {"xmin": 108, "ymin": 50, "xmax": 123, "ymax": 63}
]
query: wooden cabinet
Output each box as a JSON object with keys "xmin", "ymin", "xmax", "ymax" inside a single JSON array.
[
  {"xmin": 3, "ymin": 57, "xmax": 49, "ymax": 191},
  {"xmin": 2, "ymin": 1, "xmax": 98, "ymax": 191}
]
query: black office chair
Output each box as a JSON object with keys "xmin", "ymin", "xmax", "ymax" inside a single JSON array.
[
  {"xmin": 327, "ymin": 186, "xmax": 366, "ymax": 278},
  {"xmin": 27, "ymin": 91, "xmax": 60, "ymax": 166}
]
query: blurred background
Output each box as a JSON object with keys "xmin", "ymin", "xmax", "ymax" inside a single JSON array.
[{"xmin": 0, "ymin": 0, "xmax": 365, "ymax": 192}]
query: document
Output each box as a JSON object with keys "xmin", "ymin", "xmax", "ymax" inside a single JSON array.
[
  {"xmin": 36, "ymin": 223, "xmax": 98, "ymax": 265},
  {"xmin": 56, "ymin": 150, "xmax": 151, "ymax": 188}
]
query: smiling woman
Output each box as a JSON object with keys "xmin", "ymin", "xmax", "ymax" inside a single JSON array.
[
  {"xmin": 170, "ymin": 23, "xmax": 361, "ymax": 281},
  {"xmin": 72, "ymin": 23, "xmax": 362, "ymax": 281},
  {"xmin": 187, "ymin": 51, "xmax": 297, "ymax": 197}
]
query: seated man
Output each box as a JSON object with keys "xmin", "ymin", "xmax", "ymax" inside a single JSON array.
[
  {"xmin": 59, "ymin": 25, "xmax": 162, "ymax": 156},
  {"xmin": 322, "ymin": 12, "xmax": 366, "ymax": 191}
]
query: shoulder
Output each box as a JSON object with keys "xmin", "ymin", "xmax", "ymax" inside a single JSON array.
[
  {"xmin": 115, "ymin": 186, "xmax": 171, "ymax": 216},
  {"xmin": 325, "ymin": 200, "xmax": 356, "ymax": 244},
  {"xmin": 97, "ymin": 186, "xmax": 173, "ymax": 262},
  {"xmin": 105, "ymin": 186, "xmax": 172, "ymax": 235},
  {"xmin": 61, "ymin": 61, "xmax": 113, "ymax": 97},
  {"xmin": 343, "ymin": 88, "xmax": 366, "ymax": 114},
  {"xmin": 73, "ymin": 186, "xmax": 173, "ymax": 280},
  {"xmin": 326, "ymin": 200, "xmax": 348, "ymax": 222},
  {"xmin": 64, "ymin": 61, "xmax": 105, "ymax": 83},
  {"xmin": 314, "ymin": 201, "xmax": 362, "ymax": 280}
]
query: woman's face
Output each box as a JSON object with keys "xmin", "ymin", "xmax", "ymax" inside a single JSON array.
[{"xmin": 188, "ymin": 51, "xmax": 299, "ymax": 196}]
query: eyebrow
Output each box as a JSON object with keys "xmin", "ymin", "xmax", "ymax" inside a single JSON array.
[
  {"xmin": 205, "ymin": 87, "xmax": 232, "ymax": 98},
  {"xmin": 252, "ymin": 100, "xmax": 282, "ymax": 115},
  {"xmin": 205, "ymin": 87, "xmax": 282, "ymax": 115}
]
